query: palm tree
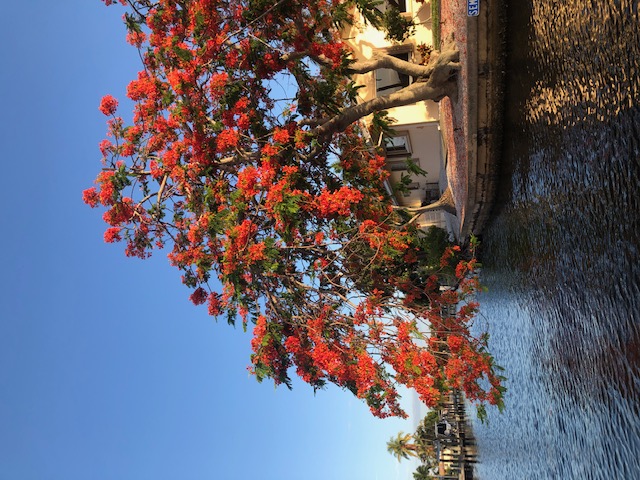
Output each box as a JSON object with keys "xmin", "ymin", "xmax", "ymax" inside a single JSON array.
[
  {"xmin": 414, "ymin": 411, "xmax": 439, "ymax": 462},
  {"xmin": 412, "ymin": 464, "xmax": 435, "ymax": 480},
  {"xmin": 386, "ymin": 432, "xmax": 418, "ymax": 462}
]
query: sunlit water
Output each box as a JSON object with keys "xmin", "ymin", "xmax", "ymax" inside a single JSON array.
[{"xmin": 470, "ymin": 1, "xmax": 640, "ymax": 478}]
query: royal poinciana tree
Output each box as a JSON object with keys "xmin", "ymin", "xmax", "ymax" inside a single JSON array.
[{"xmin": 85, "ymin": 0, "xmax": 505, "ymax": 418}]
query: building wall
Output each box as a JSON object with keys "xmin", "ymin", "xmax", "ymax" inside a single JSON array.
[
  {"xmin": 384, "ymin": 122, "xmax": 442, "ymax": 207},
  {"xmin": 343, "ymin": 1, "xmax": 447, "ymax": 229},
  {"xmin": 342, "ymin": 0, "xmax": 439, "ymax": 125}
]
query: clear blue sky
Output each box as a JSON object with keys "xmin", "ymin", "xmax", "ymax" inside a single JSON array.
[{"xmin": 0, "ymin": 2, "xmax": 425, "ymax": 479}]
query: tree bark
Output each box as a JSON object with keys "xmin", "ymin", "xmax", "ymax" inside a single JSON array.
[
  {"xmin": 349, "ymin": 46, "xmax": 459, "ymax": 79},
  {"xmin": 314, "ymin": 44, "xmax": 460, "ymax": 138},
  {"xmin": 397, "ymin": 187, "xmax": 458, "ymax": 218}
]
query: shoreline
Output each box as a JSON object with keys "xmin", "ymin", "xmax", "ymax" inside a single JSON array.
[{"xmin": 439, "ymin": 0, "xmax": 506, "ymax": 241}]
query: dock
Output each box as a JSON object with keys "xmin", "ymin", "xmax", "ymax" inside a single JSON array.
[{"xmin": 433, "ymin": 389, "xmax": 478, "ymax": 479}]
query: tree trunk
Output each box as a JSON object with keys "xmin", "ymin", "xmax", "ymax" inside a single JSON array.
[
  {"xmin": 314, "ymin": 43, "xmax": 461, "ymax": 138},
  {"xmin": 398, "ymin": 187, "xmax": 457, "ymax": 218}
]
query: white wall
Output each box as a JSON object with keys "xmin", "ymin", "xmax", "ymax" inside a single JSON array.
[
  {"xmin": 343, "ymin": 0, "xmax": 440, "ymax": 124},
  {"xmin": 385, "ymin": 122, "xmax": 442, "ymax": 208}
]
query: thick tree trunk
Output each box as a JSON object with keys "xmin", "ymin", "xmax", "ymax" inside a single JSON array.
[
  {"xmin": 397, "ymin": 187, "xmax": 457, "ymax": 218},
  {"xmin": 314, "ymin": 43, "xmax": 461, "ymax": 138},
  {"xmin": 315, "ymin": 79, "xmax": 457, "ymax": 136}
]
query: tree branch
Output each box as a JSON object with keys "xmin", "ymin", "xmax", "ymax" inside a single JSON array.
[
  {"xmin": 314, "ymin": 79, "xmax": 453, "ymax": 137},
  {"xmin": 314, "ymin": 45, "xmax": 460, "ymax": 138},
  {"xmin": 392, "ymin": 187, "xmax": 457, "ymax": 217},
  {"xmin": 348, "ymin": 44, "xmax": 460, "ymax": 79}
]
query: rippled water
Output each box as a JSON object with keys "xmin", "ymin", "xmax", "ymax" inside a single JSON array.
[{"xmin": 470, "ymin": 1, "xmax": 640, "ymax": 478}]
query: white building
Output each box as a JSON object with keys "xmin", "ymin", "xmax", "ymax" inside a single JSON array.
[{"xmin": 343, "ymin": 1, "xmax": 448, "ymax": 230}]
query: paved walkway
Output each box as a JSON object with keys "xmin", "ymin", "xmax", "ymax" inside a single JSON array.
[{"xmin": 438, "ymin": 0, "xmax": 505, "ymax": 241}]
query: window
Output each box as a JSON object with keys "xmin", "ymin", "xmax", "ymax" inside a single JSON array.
[
  {"xmin": 377, "ymin": 0, "xmax": 408, "ymax": 13},
  {"xmin": 387, "ymin": 160, "xmax": 409, "ymax": 171},
  {"xmin": 375, "ymin": 51, "xmax": 412, "ymax": 96},
  {"xmin": 384, "ymin": 132, "xmax": 412, "ymax": 156}
]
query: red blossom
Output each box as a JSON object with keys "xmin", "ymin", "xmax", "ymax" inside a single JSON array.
[
  {"xmin": 102, "ymin": 198, "xmax": 134, "ymax": 226},
  {"xmin": 247, "ymin": 242, "xmax": 266, "ymax": 262},
  {"xmin": 207, "ymin": 293, "xmax": 222, "ymax": 316},
  {"xmin": 272, "ymin": 127, "xmax": 290, "ymax": 144},
  {"xmin": 314, "ymin": 186, "xmax": 364, "ymax": 217},
  {"xmin": 190, "ymin": 287, "xmax": 208, "ymax": 305},
  {"xmin": 104, "ymin": 227, "xmax": 122, "ymax": 243},
  {"xmin": 447, "ymin": 334, "xmax": 464, "ymax": 353},
  {"xmin": 82, "ymin": 187, "xmax": 99, "ymax": 207},
  {"xmin": 216, "ymin": 128, "xmax": 239, "ymax": 153},
  {"xmin": 237, "ymin": 166, "xmax": 260, "ymax": 197},
  {"xmin": 126, "ymin": 31, "xmax": 146, "ymax": 47},
  {"xmin": 99, "ymin": 95, "xmax": 119, "ymax": 116}
]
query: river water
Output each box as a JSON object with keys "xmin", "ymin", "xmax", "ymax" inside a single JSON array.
[{"xmin": 470, "ymin": 1, "xmax": 640, "ymax": 478}]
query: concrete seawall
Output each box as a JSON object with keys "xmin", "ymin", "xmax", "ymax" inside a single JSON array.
[
  {"xmin": 460, "ymin": 1, "xmax": 506, "ymax": 239},
  {"xmin": 439, "ymin": 0, "xmax": 506, "ymax": 241}
]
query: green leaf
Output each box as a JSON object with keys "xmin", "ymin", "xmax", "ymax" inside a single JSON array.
[
  {"xmin": 124, "ymin": 13, "xmax": 143, "ymax": 34},
  {"xmin": 226, "ymin": 309, "xmax": 236, "ymax": 326},
  {"xmin": 173, "ymin": 46, "xmax": 193, "ymax": 62},
  {"xmin": 476, "ymin": 404, "xmax": 488, "ymax": 424},
  {"xmin": 405, "ymin": 158, "xmax": 428, "ymax": 176}
]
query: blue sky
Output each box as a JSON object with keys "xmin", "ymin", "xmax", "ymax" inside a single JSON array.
[{"xmin": 0, "ymin": 1, "xmax": 424, "ymax": 479}]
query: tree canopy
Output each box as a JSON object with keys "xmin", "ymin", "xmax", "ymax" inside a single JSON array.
[{"xmin": 85, "ymin": 0, "xmax": 504, "ymax": 418}]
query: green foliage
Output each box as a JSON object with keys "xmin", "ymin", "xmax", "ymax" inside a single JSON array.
[
  {"xmin": 381, "ymin": 5, "xmax": 415, "ymax": 42},
  {"xmin": 344, "ymin": 80, "xmax": 365, "ymax": 102},
  {"xmin": 415, "ymin": 410, "xmax": 439, "ymax": 444},
  {"xmin": 173, "ymin": 45, "xmax": 193, "ymax": 62},
  {"xmin": 112, "ymin": 163, "xmax": 132, "ymax": 194},
  {"xmin": 417, "ymin": 226, "xmax": 453, "ymax": 271},
  {"xmin": 412, "ymin": 410, "xmax": 439, "ymax": 463},
  {"xmin": 351, "ymin": 0, "xmax": 386, "ymax": 29},
  {"xmin": 338, "ymin": 0, "xmax": 415, "ymax": 43},
  {"xmin": 431, "ymin": 0, "xmax": 441, "ymax": 49},
  {"xmin": 405, "ymin": 157, "xmax": 428, "ymax": 176},
  {"xmin": 370, "ymin": 110, "xmax": 397, "ymax": 147},
  {"xmin": 387, "ymin": 431, "xmax": 418, "ymax": 462},
  {"xmin": 390, "ymin": 158, "xmax": 427, "ymax": 196},
  {"xmin": 413, "ymin": 464, "xmax": 436, "ymax": 480},
  {"xmin": 476, "ymin": 403, "xmax": 488, "ymax": 423},
  {"xmin": 393, "ymin": 171, "xmax": 414, "ymax": 196},
  {"xmin": 124, "ymin": 12, "xmax": 143, "ymax": 34}
]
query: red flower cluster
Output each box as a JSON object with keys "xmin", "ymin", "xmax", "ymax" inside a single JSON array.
[
  {"xmin": 216, "ymin": 128, "xmax": 240, "ymax": 153},
  {"xmin": 190, "ymin": 287, "xmax": 208, "ymax": 305},
  {"xmin": 103, "ymin": 227, "xmax": 122, "ymax": 243},
  {"xmin": 99, "ymin": 95, "xmax": 118, "ymax": 116},
  {"xmin": 82, "ymin": 187, "xmax": 99, "ymax": 208},
  {"xmin": 313, "ymin": 186, "xmax": 364, "ymax": 217}
]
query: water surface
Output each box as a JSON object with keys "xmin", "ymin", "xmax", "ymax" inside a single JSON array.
[{"xmin": 471, "ymin": 1, "xmax": 640, "ymax": 478}]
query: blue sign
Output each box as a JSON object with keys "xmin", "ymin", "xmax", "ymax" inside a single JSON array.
[{"xmin": 468, "ymin": 0, "xmax": 479, "ymax": 16}]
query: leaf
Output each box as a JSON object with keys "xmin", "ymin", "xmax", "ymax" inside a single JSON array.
[
  {"xmin": 124, "ymin": 13, "xmax": 143, "ymax": 33},
  {"xmin": 173, "ymin": 46, "xmax": 193, "ymax": 63},
  {"xmin": 476, "ymin": 404, "xmax": 488, "ymax": 424},
  {"xmin": 405, "ymin": 158, "xmax": 428, "ymax": 176}
]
